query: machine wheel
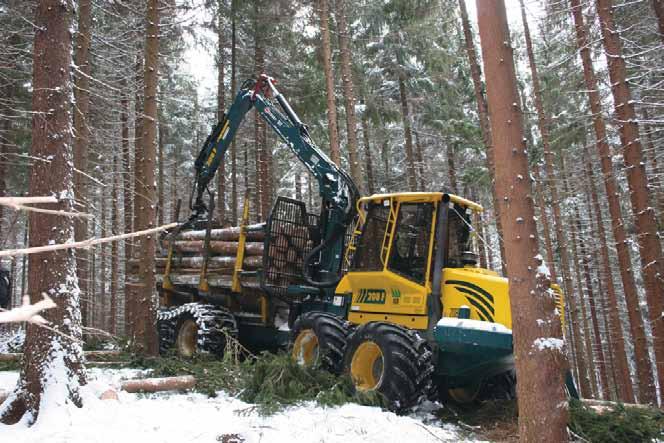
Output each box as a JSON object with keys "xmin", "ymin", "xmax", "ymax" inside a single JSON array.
[
  {"xmin": 343, "ymin": 322, "xmax": 434, "ymax": 412},
  {"xmin": 161, "ymin": 303, "xmax": 238, "ymax": 358},
  {"xmin": 291, "ymin": 312, "xmax": 350, "ymax": 374},
  {"xmin": 157, "ymin": 308, "xmax": 176, "ymax": 355}
]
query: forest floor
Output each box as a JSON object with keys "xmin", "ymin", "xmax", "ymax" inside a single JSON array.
[{"xmin": 0, "ymin": 367, "xmax": 481, "ymax": 443}]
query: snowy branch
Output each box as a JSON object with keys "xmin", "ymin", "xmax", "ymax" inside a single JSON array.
[
  {"xmin": 0, "ymin": 294, "xmax": 56, "ymax": 325},
  {"xmin": 0, "ymin": 222, "xmax": 179, "ymax": 258},
  {"xmin": 0, "ymin": 196, "xmax": 93, "ymax": 219}
]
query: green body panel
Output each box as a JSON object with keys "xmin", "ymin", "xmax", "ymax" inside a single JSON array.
[{"xmin": 433, "ymin": 323, "xmax": 514, "ymax": 387}]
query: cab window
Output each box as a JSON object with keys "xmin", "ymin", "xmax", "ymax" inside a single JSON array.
[
  {"xmin": 351, "ymin": 202, "xmax": 389, "ymax": 272},
  {"xmin": 388, "ymin": 203, "xmax": 434, "ymax": 284}
]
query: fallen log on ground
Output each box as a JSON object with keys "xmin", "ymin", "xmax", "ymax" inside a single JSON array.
[
  {"xmin": 0, "ymin": 350, "xmax": 122, "ymax": 362},
  {"xmin": 174, "ymin": 224, "xmax": 265, "ymax": 242},
  {"xmin": 120, "ymin": 375, "xmax": 196, "ymax": 393},
  {"xmin": 581, "ymin": 398, "xmax": 651, "ymax": 413},
  {"xmin": 161, "ymin": 240, "xmax": 264, "ymax": 256}
]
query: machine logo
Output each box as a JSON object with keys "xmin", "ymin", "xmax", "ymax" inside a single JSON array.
[{"xmin": 357, "ymin": 288, "xmax": 386, "ymax": 304}]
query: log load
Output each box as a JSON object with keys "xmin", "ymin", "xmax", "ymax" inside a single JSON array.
[
  {"xmin": 172, "ymin": 223, "xmax": 266, "ymax": 242},
  {"xmin": 161, "ymin": 240, "xmax": 264, "ymax": 256}
]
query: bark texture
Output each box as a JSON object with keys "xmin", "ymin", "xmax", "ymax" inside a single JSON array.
[
  {"xmin": 398, "ymin": 76, "xmax": 417, "ymax": 191},
  {"xmin": 476, "ymin": 1, "xmax": 568, "ymax": 440},
  {"xmin": 73, "ymin": 0, "xmax": 91, "ymax": 327},
  {"xmin": 0, "ymin": 0, "xmax": 85, "ymax": 424},
  {"xmin": 135, "ymin": 0, "xmax": 160, "ymax": 355}
]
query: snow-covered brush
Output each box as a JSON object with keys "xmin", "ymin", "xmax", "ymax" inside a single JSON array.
[{"xmin": 0, "ymin": 294, "xmax": 56, "ymax": 325}]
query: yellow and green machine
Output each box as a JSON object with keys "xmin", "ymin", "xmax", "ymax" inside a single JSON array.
[{"xmin": 156, "ymin": 75, "xmax": 573, "ymax": 411}]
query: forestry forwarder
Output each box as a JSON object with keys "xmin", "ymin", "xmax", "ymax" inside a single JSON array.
[{"xmin": 157, "ymin": 74, "xmax": 571, "ymax": 411}]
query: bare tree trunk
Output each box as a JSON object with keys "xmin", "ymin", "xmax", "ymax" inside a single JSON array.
[
  {"xmin": 653, "ymin": 0, "xmax": 664, "ymax": 44},
  {"xmin": 110, "ymin": 147, "xmax": 120, "ymax": 335},
  {"xmin": 158, "ymin": 121, "xmax": 164, "ymax": 226},
  {"xmin": 477, "ymin": 1, "xmax": 568, "ymax": 440},
  {"xmin": 100, "ymin": 183, "xmax": 107, "ymax": 331},
  {"xmin": 73, "ymin": 0, "xmax": 91, "ymax": 328},
  {"xmin": 334, "ymin": 0, "xmax": 362, "ymax": 187},
  {"xmin": 254, "ymin": 4, "xmax": 267, "ymax": 221},
  {"xmin": 217, "ymin": 0, "xmax": 226, "ymax": 224},
  {"xmin": 583, "ymin": 147, "xmax": 634, "ymax": 402},
  {"xmin": 446, "ymin": 143, "xmax": 458, "ymax": 193},
  {"xmin": 567, "ymin": 203, "xmax": 596, "ymax": 398},
  {"xmin": 458, "ymin": 0, "xmax": 505, "ymax": 273},
  {"xmin": 413, "ymin": 129, "xmax": 426, "ymax": 191},
  {"xmin": 134, "ymin": 0, "xmax": 160, "ymax": 355},
  {"xmin": 569, "ymin": 0, "xmax": 652, "ymax": 403},
  {"xmin": 596, "ymin": 0, "xmax": 664, "ymax": 403},
  {"xmin": 398, "ymin": 76, "xmax": 417, "ymax": 191},
  {"xmin": 360, "ymin": 103, "xmax": 375, "ymax": 195},
  {"xmin": 520, "ymin": 1, "xmax": 578, "ymax": 360},
  {"xmin": 642, "ymin": 109, "xmax": 664, "ymax": 221},
  {"xmin": 317, "ymin": 0, "xmax": 340, "ymax": 165},
  {"xmin": 533, "ymin": 165, "xmax": 557, "ymax": 282},
  {"xmin": 0, "ymin": 0, "xmax": 85, "ymax": 424},
  {"xmin": 230, "ymin": 1, "xmax": 238, "ymax": 223}
]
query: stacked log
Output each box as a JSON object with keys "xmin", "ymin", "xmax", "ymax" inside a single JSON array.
[{"xmin": 130, "ymin": 223, "xmax": 267, "ymax": 290}]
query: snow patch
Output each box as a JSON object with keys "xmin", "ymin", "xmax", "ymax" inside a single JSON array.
[
  {"xmin": 533, "ymin": 337, "xmax": 564, "ymax": 352},
  {"xmin": 437, "ymin": 317, "xmax": 512, "ymax": 334}
]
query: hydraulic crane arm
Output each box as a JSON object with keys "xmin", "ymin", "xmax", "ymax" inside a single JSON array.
[{"xmin": 190, "ymin": 75, "xmax": 359, "ymax": 288}]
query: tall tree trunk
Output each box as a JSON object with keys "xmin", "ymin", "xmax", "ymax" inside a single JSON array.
[
  {"xmin": 110, "ymin": 147, "xmax": 120, "ymax": 335},
  {"xmin": 458, "ymin": 0, "xmax": 506, "ymax": 273},
  {"xmin": 569, "ymin": 0, "xmax": 653, "ymax": 403},
  {"xmin": 230, "ymin": 0, "xmax": 238, "ymax": 223},
  {"xmin": 413, "ymin": 129, "xmax": 426, "ymax": 191},
  {"xmin": 398, "ymin": 76, "xmax": 417, "ymax": 191},
  {"xmin": 446, "ymin": 143, "xmax": 458, "ymax": 193},
  {"xmin": 360, "ymin": 103, "xmax": 375, "ymax": 194},
  {"xmin": 596, "ymin": 0, "xmax": 664, "ymax": 403},
  {"xmin": 583, "ymin": 146, "xmax": 634, "ymax": 402},
  {"xmin": 317, "ymin": 0, "xmax": 340, "ymax": 165},
  {"xmin": 533, "ymin": 165, "xmax": 558, "ymax": 282},
  {"xmin": 121, "ymin": 78, "xmax": 132, "ymax": 337},
  {"xmin": 0, "ymin": 0, "xmax": 85, "ymax": 424},
  {"xmin": 217, "ymin": 0, "xmax": 226, "ymax": 224},
  {"xmin": 520, "ymin": 0, "xmax": 577, "ymax": 354},
  {"xmin": 642, "ymin": 109, "xmax": 664, "ymax": 221},
  {"xmin": 135, "ymin": 0, "xmax": 160, "ymax": 355},
  {"xmin": 334, "ymin": 0, "xmax": 362, "ymax": 187},
  {"xmin": 567, "ymin": 204, "xmax": 598, "ymax": 398},
  {"xmin": 653, "ymin": 0, "xmax": 664, "ymax": 44},
  {"xmin": 100, "ymin": 184, "xmax": 107, "ymax": 331},
  {"xmin": 254, "ymin": 4, "xmax": 268, "ymax": 221},
  {"xmin": 128, "ymin": 38, "xmax": 144, "ymax": 339},
  {"xmin": 158, "ymin": 121, "xmax": 165, "ymax": 226},
  {"xmin": 477, "ymin": 1, "xmax": 568, "ymax": 440},
  {"xmin": 73, "ymin": 0, "xmax": 91, "ymax": 328}
]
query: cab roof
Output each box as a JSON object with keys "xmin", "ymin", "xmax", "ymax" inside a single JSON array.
[{"xmin": 358, "ymin": 192, "xmax": 484, "ymax": 212}]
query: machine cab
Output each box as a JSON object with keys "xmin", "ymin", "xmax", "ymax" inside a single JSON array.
[{"xmin": 336, "ymin": 192, "xmax": 512, "ymax": 331}]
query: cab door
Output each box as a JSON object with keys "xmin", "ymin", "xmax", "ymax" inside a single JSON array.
[{"xmin": 336, "ymin": 198, "xmax": 436, "ymax": 330}]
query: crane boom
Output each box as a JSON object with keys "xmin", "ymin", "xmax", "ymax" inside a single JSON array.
[{"xmin": 190, "ymin": 75, "xmax": 359, "ymax": 288}]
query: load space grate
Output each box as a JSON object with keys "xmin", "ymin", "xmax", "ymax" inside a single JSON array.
[{"xmin": 262, "ymin": 197, "xmax": 319, "ymax": 298}]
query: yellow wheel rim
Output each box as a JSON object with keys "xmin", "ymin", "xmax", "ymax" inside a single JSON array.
[
  {"xmin": 448, "ymin": 383, "xmax": 482, "ymax": 404},
  {"xmin": 292, "ymin": 329, "xmax": 319, "ymax": 366},
  {"xmin": 177, "ymin": 319, "xmax": 198, "ymax": 358},
  {"xmin": 350, "ymin": 341, "xmax": 384, "ymax": 391}
]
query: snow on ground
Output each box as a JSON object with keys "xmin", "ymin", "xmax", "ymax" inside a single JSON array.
[{"xmin": 0, "ymin": 368, "xmax": 482, "ymax": 443}]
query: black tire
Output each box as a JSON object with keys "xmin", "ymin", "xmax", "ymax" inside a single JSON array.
[
  {"xmin": 161, "ymin": 303, "xmax": 238, "ymax": 358},
  {"xmin": 344, "ymin": 321, "xmax": 434, "ymax": 412},
  {"xmin": 157, "ymin": 308, "xmax": 176, "ymax": 355},
  {"xmin": 291, "ymin": 311, "xmax": 350, "ymax": 374}
]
